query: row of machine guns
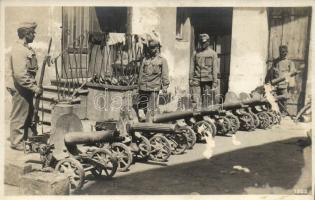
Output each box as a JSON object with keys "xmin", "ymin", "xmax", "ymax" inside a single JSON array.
[{"xmin": 23, "ymin": 72, "xmax": 298, "ymax": 193}]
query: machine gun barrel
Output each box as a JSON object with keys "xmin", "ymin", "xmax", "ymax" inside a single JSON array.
[
  {"xmin": 64, "ymin": 130, "xmax": 117, "ymax": 156},
  {"xmin": 153, "ymin": 111, "xmax": 195, "ymax": 123},
  {"xmin": 64, "ymin": 130, "xmax": 116, "ymax": 146},
  {"xmin": 152, "ymin": 95, "xmax": 288, "ymax": 124},
  {"xmin": 270, "ymin": 71, "xmax": 299, "ymax": 86},
  {"xmin": 127, "ymin": 122, "xmax": 177, "ymax": 133}
]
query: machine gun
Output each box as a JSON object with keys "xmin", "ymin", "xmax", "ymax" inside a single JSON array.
[
  {"xmin": 252, "ymin": 71, "xmax": 299, "ymax": 96},
  {"xmin": 26, "ymin": 128, "xmax": 120, "ymax": 193},
  {"xmin": 95, "ymin": 116, "xmax": 195, "ymax": 167},
  {"xmin": 151, "ymin": 93, "xmax": 288, "ymax": 142},
  {"xmin": 32, "ymin": 38, "xmax": 52, "ymax": 128}
]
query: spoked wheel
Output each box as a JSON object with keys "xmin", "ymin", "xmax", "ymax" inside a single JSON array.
[
  {"xmin": 204, "ymin": 118, "xmax": 217, "ymax": 136},
  {"xmin": 55, "ymin": 158, "xmax": 85, "ymax": 193},
  {"xmin": 193, "ymin": 120, "xmax": 215, "ymax": 142},
  {"xmin": 216, "ymin": 116, "xmax": 232, "ymax": 135},
  {"xmin": 110, "ymin": 143, "xmax": 133, "ymax": 172},
  {"xmin": 238, "ymin": 112, "xmax": 255, "ymax": 131},
  {"xmin": 180, "ymin": 126, "xmax": 197, "ymax": 149},
  {"xmin": 266, "ymin": 111, "xmax": 277, "ymax": 126},
  {"xmin": 90, "ymin": 149, "xmax": 118, "ymax": 179},
  {"xmin": 225, "ymin": 114, "xmax": 240, "ymax": 134},
  {"xmin": 248, "ymin": 112, "xmax": 260, "ymax": 129},
  {"xmin": 166, "ymin": 132, "xmax": 188, "ymax": 155},
  {"xmin": 274, "ymin": 111, "xmax": 282, "ymax": 124},
  {"xmin": 149, "ymin": 134, "xmax": 171, "ymax": 162},
  {"xmin": 257, "ymin": 111, "xmax": 271, "ymax": 129},
  {"xmin": 134, "ymin": 135, "xmax": 151, "ymax": 161}
]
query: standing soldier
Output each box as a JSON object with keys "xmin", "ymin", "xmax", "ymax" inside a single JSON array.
[
  {"xmin": 266, "ymin": 45, "xmax": 296, "ymax": 114},
  {"xmin": 190, "ymin": 33, "xmax": 218, "ymax": 110},
  {"xmin": 7, "ymin": 22, "xmax": 43, "ymax": 150},
  {"xmin": 137, "ymin": 39, "xmax": 170, "ymax": 121}
]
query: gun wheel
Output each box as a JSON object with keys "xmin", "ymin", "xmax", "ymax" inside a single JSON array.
[
  {"xmin": 110, "ymin": 143, "xmax": 133, "ymax": 172},
  {"xmin": 216, "ymin": 116, "xmax": 232, "ymax": 135},
  {"xmin": 193, "ymin": 120, "xmax": 215, "ymax": 142},
  {"xmin": 135, "ymin": 135, "xmax": 151, "ymax": 161},
  {"xmin": 180, "ymin": 126, "xmax": 197, "ymax": 149},
  {"xmin": 238, "ymin": 113, "xmax": 255, "ymax": 131},
  {"xmin": 55, "ymin": 158, "xmax": 85, "ymax": 193},
  {"xmin": 204, "ymin": 118, "xmax": 217, "ymax": 136},
  {"xmin": 90, "ymin": 149, "xmax": 118, "ymax": 179},
  {"xmin": 166, "ymin": 132, "xmax": 188, "ymax": 155},
  {"xmin": 248, "ymin": 112, "xmax": 260, "ymax": 129},
  {"xmin": 149, "ymin": 134, "xmax": 171, "ymax": 162},
  {"xmin": 257, "ymin": 112, "xmax": 271, "ymax": 129},
  {"xmin": 274, "ymin": 111, "xmax": 282, "ymax": 124},
  {"xmin": 225, "ymin": 114, "xmax": 240, "ymax": 134},
  {"xmin": 266, "ymin": 111, "xmax": 277, "ymax": 125}
]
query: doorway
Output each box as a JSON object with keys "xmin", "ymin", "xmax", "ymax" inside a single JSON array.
[{"xmin": 188, "ymin": 8, "xmax": 233, "ymax": 99}]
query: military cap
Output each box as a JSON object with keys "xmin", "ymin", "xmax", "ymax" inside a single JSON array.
[
  {"xmin": 17, "ymin": 22, "xmax": 37, "ymax": 30},
  {"xmin": 199, "ymin": 33, "xmax": 210, "ymax": 42},
  {"xmin": 279, "ymin": 45, "xmax": 288, "ymax": 52}
]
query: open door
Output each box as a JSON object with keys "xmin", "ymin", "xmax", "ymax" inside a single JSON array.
[{"xmin": 268, "ymin": 7, "xmax": 311, "ymax": 114}]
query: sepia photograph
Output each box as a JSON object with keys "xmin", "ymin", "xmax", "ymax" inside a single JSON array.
[{"xmin": 1, "ymin": 0, "xmax": 313, "ymax": 198}]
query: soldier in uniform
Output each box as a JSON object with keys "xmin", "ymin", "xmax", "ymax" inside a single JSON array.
[
  {"xmin": 137, "ymin": 39, "xmax": 170, "ymax": 121},
  {"xmin": 7, "ymin": 22, "xmax": 43, "ymax": 150},
  {"xmin": 266, "ymin": 45, "xmax": 296, "ymax": 114},
  {"xmin": 190, "ymin": 33, "xmax": 218, "ymax": 110}
]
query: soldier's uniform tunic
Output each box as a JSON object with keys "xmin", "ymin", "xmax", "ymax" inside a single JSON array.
[
  {"xmin": 190, "ymin": 47, "xmax": 218, "ymax": 109},
  {"xmin": 270, "ymin": 57, "xmax": 296, "ymax": 112},
  {"xmin": 7, "ymin": 40, "xmax": 39, "ymax": 146},
  {"xmin": 137, "ymin": 54, "xmax": 170, "ymax": 121}
]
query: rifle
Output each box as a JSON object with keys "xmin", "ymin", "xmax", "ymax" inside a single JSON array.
[{"xmin": 32, "ymin": 38, "xmax": 52, "ymax": 127}]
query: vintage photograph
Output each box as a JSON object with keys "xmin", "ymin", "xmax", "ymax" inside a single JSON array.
[{"xmin": 2, "ymin": 3, "xmax": 313, "ymax": 197}]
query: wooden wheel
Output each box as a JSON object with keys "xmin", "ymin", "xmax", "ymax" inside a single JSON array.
[
  {"xmin": 55, "ymin": 158, "xmax": 85, "ymax": 193},
  {"xmin": 193, "ymin": 120, "xmax": 215, "ymax": 141},
  {"xmin": 257, "ymin": 111, "xmax": 271, "ymax": 129},
  {"xmin": 180, "ymin": 126, "xmax": 197, "ymax": 149},
  {"xmin": 216, "ymin": 116, "xmax": 232, "ymax": 135},
  {"xmin": 238, "ymin": 112, "xmax": 255, "ymax": 131},
  {"xmin": 110, "ymin": 143, "xmax": 133, "ymax": 172},
  {"xmin": 134, "ymin": 135, "xmax": 152, "ymax": 161},
  {"xmin": 90, "ymin": 149, "xmax": 118, "ymax": 179},
  {"xmin": 225, "ymin": 114, "xmax": 240, "ymax": 134},
  {"xmin": 149, "ymin": 134, "xmax": 171, "ymax": 162},
  {"xmin": 166, "ymin": 132, "xmax": 188, "ymax": 155}
]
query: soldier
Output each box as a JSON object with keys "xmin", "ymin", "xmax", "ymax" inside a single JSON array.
[
  {"xmin": 137, "ymin": 39, "xmax": 170, "ymax": 121},
  {"xmin": 190, "ymin": 33, "xmax": 218, "ymax": 110},
  {"xmin": 7, "ymin": 22, "xmax": 43, "ymax": 150},
  {"xmin": 266, "ymin": 45, "xmax": 296, "ymax": 114}
]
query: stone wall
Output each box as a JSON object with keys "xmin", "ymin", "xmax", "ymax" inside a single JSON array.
[
  {"xmin": 228, "ymin": 8, "xmax": 269, "ymax": 95},
  {"xmin": 131, "ymin": 7, "xmax": 191, "ymax": 111}
]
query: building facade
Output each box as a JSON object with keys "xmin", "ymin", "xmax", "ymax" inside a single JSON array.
[{"xmin": 5, "ymin": 6, "xmax": 312, "ymax": 121}]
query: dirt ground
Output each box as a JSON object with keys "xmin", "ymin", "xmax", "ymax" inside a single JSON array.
[{"xmin": 4, "ymin": 118, "xmax": 312, "ymax": 195}]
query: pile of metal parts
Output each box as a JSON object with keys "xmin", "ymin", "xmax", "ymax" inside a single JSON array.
[{"xmin": 23, "ymin": 72, "xmax": 298, "ymax": 193}]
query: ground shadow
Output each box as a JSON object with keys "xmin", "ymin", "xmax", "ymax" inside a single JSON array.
[{"xmin": 77, "ymin": 137, "xmax": 311, "ymax": 195}]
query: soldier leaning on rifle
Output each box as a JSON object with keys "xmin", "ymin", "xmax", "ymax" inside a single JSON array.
[
  {"xmin": 190, "ymin": 33, "xmax": 219, "ymax": 110},
  {"xmin": 6, "ymin": 22, "xmax": 44, "ymax": 151},
  {"xmin": 137, "ymin": 39, "xmax": 170, "ymax": 122},
  {"xmin": 266, "ymin": 45, "xmax": 296, "ymax": 115}
]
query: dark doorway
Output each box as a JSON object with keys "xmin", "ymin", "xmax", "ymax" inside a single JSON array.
[
  {"xmin": 176, "ymin": 7, "xmax": 233, "ymax": 99},
  {"xmin": 187, "ymin": 8, "xmax": 233, "ymax": 99}
]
